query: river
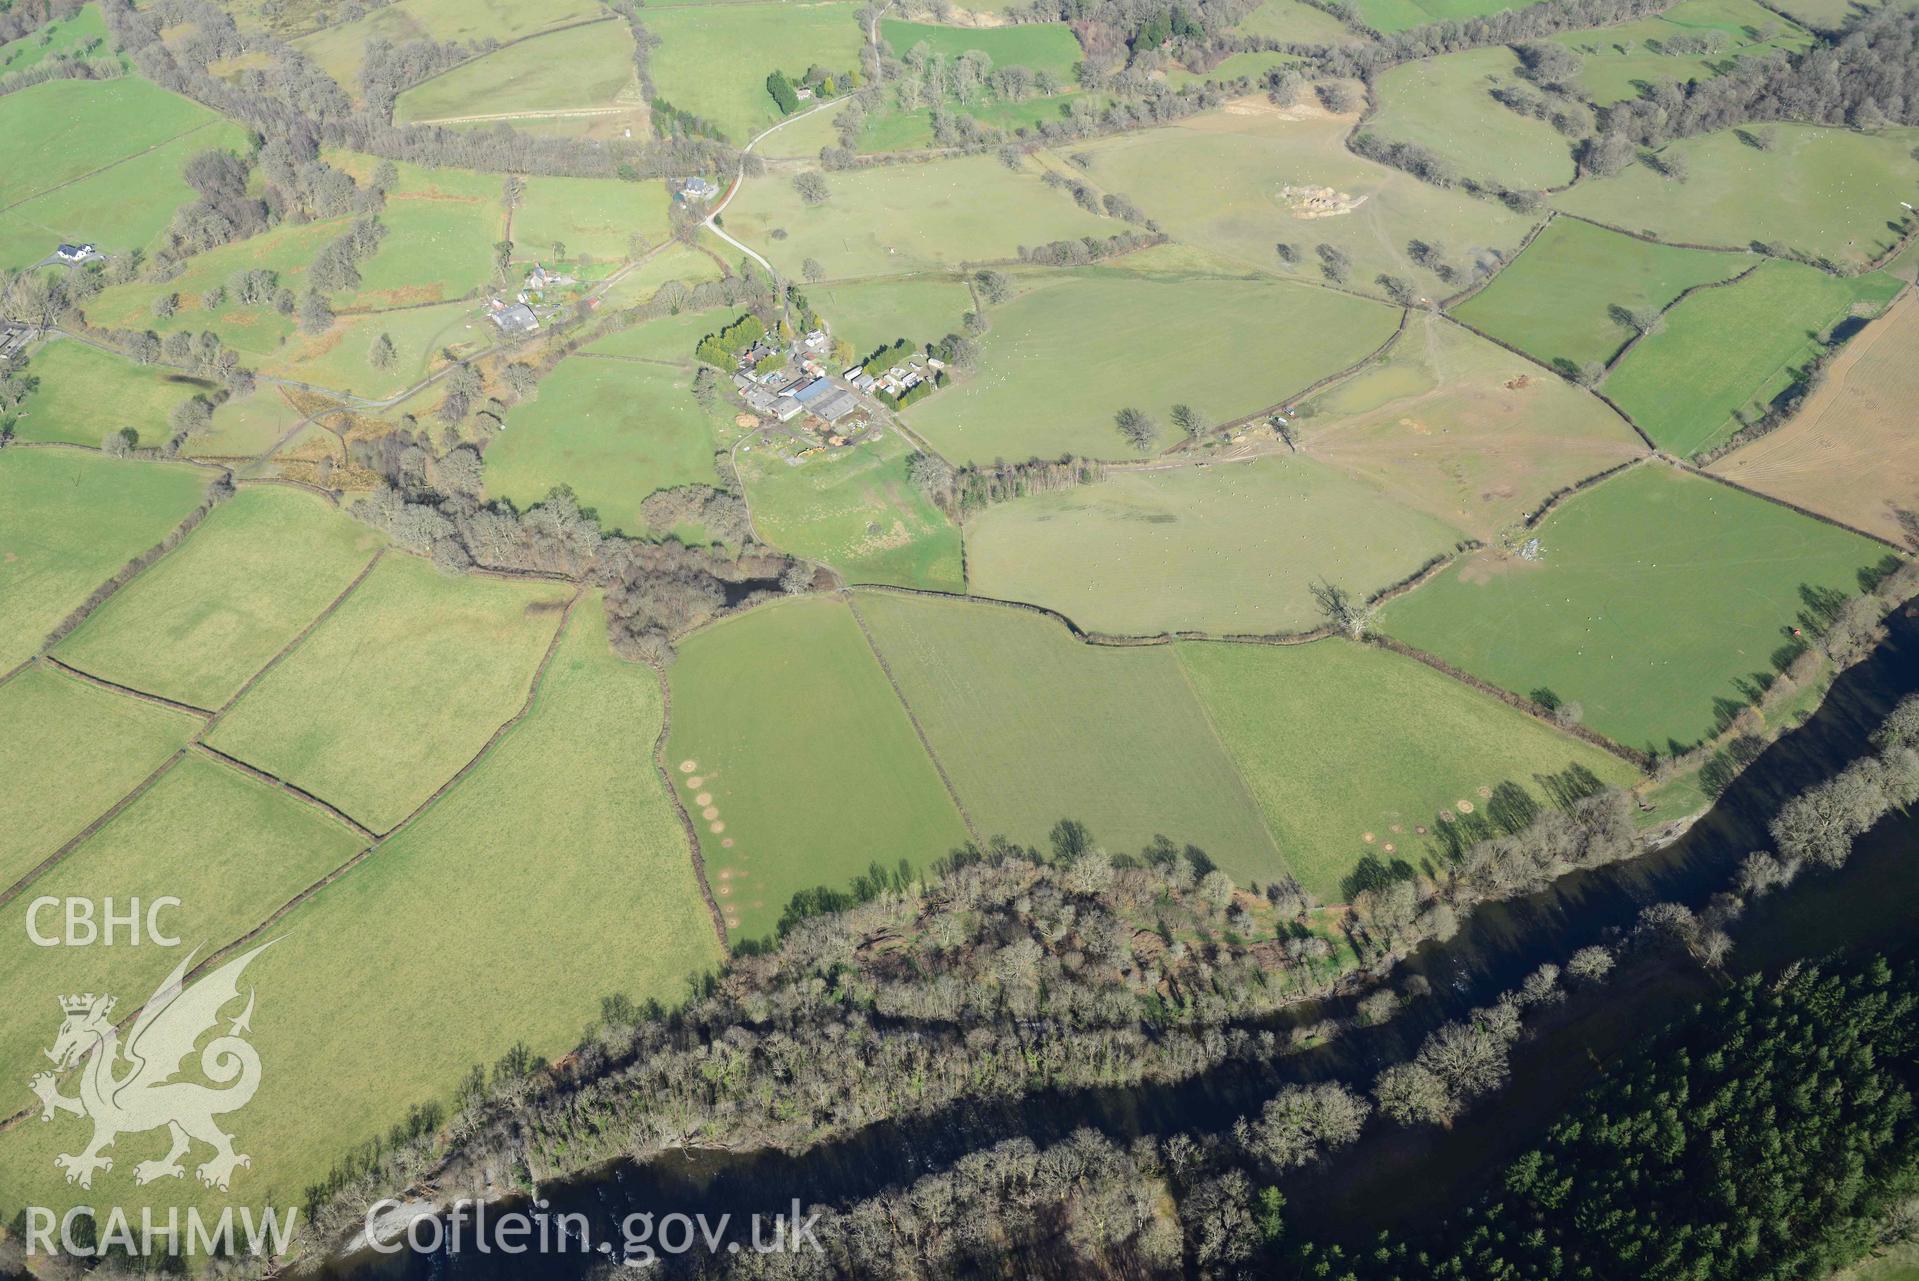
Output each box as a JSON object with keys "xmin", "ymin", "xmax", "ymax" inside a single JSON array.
[{"xmin": 324, "ymin": 605, "xmax": 1919, "ymax": 1277}]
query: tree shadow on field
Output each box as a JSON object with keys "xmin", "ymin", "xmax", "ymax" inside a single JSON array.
[
  {"xmin": 1536, "ymin": 762, "xmax": 1607, "ymax": 810},
  {"xmin": 1342, "ymin": 852, "xmax": 1417, "ymax": 902}
]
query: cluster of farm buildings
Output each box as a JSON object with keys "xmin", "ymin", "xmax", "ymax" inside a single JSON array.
[{"xmin": 732, "ymin": 327, "xmax": 864, "ymax": 433}]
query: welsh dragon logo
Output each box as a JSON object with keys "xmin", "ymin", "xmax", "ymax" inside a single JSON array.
[{"xmin": 29, "ymin": 943, "xmax": 271, "ymax": 1191}]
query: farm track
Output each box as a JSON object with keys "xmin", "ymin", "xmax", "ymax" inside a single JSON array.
[{"xmin": 845, "ymin": 592, "xmax": 983, "ymax": 844}]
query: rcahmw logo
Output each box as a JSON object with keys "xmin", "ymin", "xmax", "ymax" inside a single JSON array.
[{"xmin": 22, "ymin": 943, "xmax": 296, "ymax": 1259}]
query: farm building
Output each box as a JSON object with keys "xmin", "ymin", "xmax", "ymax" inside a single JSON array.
[
  {"xmin": 54, "ymin": 243, "xmax": 101, "ymax": 264},
  {"xmin": 677, "ymin": 176, "xmax": 721, "ymax": 202},
  {"xmin": 489, "ymin": 302, "xmax": 540, "ymax": 335}
]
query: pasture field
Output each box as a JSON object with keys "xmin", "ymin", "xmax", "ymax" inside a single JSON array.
[
  {"xmin": 0, "ymin": 77, "xmax": 214, "ymax": 208},
  {"xmin": 393, "ymin": 20, "xmax": 637, "ymax": 124},
  {"xmin": 1062, "ymin": 103, "xmax": 1535, "ymax": 302},
  {"xmin": 1710, "ymin": 289, "xmax": 1919, "ymax": 544},
  {"xmin": 1366, "ymin": 48, "xmax": 1576, "ymax": 190},
  {"xmin": 55, "ymin": 486, "xmax": 381, "ymax": 710},
  {"xmin": 82, "ymin": 218, "xmax": 335, "ymax": 357},
  {"xmin": 333, "ymin": 156, "xmax": 504, "ymax": 306},
  {"xmin": 204, "ymin": 555, "xmax": 573, "ymax": 833},
  {"xmin": 879, "ymin": 19, "xmax": 1082, "ymax": 78},
  {"xmin": 0, "ymin": 750, "xmax": 365, "ymax": 1219},
  {"xmin": 1163, "ymin": 50, "xmax": 1303, "ymax": 89},
  {"xmin": 907, "ymin": 268, "xmax": 1399, "ymax": 463},
  {"xmin": 1556, "ymin": 124, "xmax": 1919, "ymax": 269},
  {"xmin": 1378, "ymin": 463, "xmax": 1892, "ymax": 753},
  {"xmin": 1235, "ymin": 0, "xmax": 1366, "ymax": 42},
  {"xmin": 1297, "ymin": 315, "xmax": 1645, "ymax": 541},
  {"xmin": 852, "ymin": 589, "xmax": 1293, "ymax": 886},
  {"xmin": 292, "ymin": 0, "xmax": 605, "ymax": 97},
  {"xmin": 1550, "ymin": 0, "xmax": 1814, "ymax": 105},
  {"xmin": 1763, "ymin": 0, "xmax": 1887, "ymax": 28},
  {"xmin": 512, "ymin": 175, "xmax": 674, "ymax": 264},
  {"xmin": 0, "ymin": 664, "xmax": 196, "ymax": 891},
  {"xmin": 718, "ymin": 151, "xmax": 1112, "ymax": 280},
  {"xmin": 0, "ymin": 118, "xmax": 250, "ymax": 270},
  {"xmin": 9, "ymin": 597, "xmax": 728, "ymax": 1218},
  {"xmin": 735, "ymin": 424, "xmax": 965, "ymax": 591},
  {"xmin": 1603, "ymin": 260, "xmax": 1902, "ymax": 456},
  {"xmin": 1350, "ymin": 0, "xmax": 1516, "ymax": 33},
  {"xmin": 1452, "ymin": 216, "xmax": 1747, "ymax": 371},
  {"xmin": 0, "ymin": 750, "xmax": 361, "ymax": 1138},
  {"xmin": 261, "ymin": 300, "xmax": 482, "ymax": 400},
  {"xmin": 192, "ymin": 390, "xmax": 303, "ymax": 459},
  {"xmin": 597, "ymin": 241, "xmax": 727, "ymax": 307},
  {"xmin": 487, "ymin": 352, "xmax": 726, "ymax": 537},
  {"xmin": 665, "ymin": 595, "xmax": 970, "ymax": 941},
  {"xmin": 0, "ymin": 450, "xmax": 210, "ymax": 674},
  {"xmin": 965, "ymin": 455, "xmax": 1462, "ymax": 636},
  {"xmin": 808, "ymin": 277, "xmax": 973, "ymax": 356},
  {"xmin": 0, "ymin": 4, "xmax": 112, "ymax": 75},
  {"xmin": 12, "ymin": 339, "xmax": 207, "ymax": 448},
  {"xmin": 1176, "ymin": 639, "xmax": 1640, "ymax": 901},
  {"xmin": 647, "ymin": 2, "xmax": 866, "ymax": 141}
]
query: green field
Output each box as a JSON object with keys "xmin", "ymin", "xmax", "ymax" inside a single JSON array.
[
  {"xmin": 1298, "ymin": 314, "xmax": 1646, "ymax": 541},
  {"xmin": 1064, "ymin": 106, "xmax": 1536, "ymax": 302},
  {"xmin": 1235, "ymin": 0, "xmax": 1365, "ymax": 42},
  {"xmin": 0, "ymin": 749, "xmax": 361, "ymax": 1140},
  {"xmin": 598, "ymin": 241, "xmax": 726, "ymax": 308},
  {"xmin": 205, "ymin": 555, "xmax": 573, "ymax": 833},
  {"xmin": 12, "ymin": 340, "xmax": 209, "ymax": 448},
  {"xmin": 1550, "ymin": 0, "xmax": 1815, "ymax": 105},
  {"xmin": 0, "ymin": 4, "xmax": 112, "ymax": 75},
  {"xmin": 808, "ymin": 276, "xmax": 974, "ymax": 357},
  {"xmin": 335, "ymin": 156, "xmax": 504, "ymax": 307},
  {"xmin": 56, "ymin": 486, "xmax": 380, "ymax": 709},
  {"xmin": 967, "ymin": 455, "xmax": 1462, "ymax": 635},
  {"xmin": 292, "ymin": 0, "xmax": 605, "ymax": 97},
  {"xmin": 1557, "ymin": 124, "xmax": 1919, "ymax": 269},
  {"xmin": 0, "ymin": 663, "xmax": 196, "ymax": 890},
  {"xmin": 647, "ymin": 2, "xmax": 865, "ymax": 141},
  {"xmin": 665, "ymin": 595, "xmax": 970, "ymax": 941},
  {"xmin": 1378, "ymin": 463, "xmax": 1891, "ymax": 753},
  {"xmin": 720, "ymin": 150, "xmax": 1113, "ymax": 280},
  {"xmin": 0, "ymin": 77, "xmax": 215, "ymax": 208},
  {"xmin": 1162, "ymin": 50, "xmax": 1304, "ymax": 89},
  {"xmin": 1351, "ymin": 0, "xmax": 1516, "ymax": 33},
  {"xmin": 1452, "ymin": 216, "xmax": 1748, "ymax": 372},
  {"xmin": 512, "ymin": 175, "xmax": 674, "ymax": 264},
  {"xmin": 488, "ymin": 342, "xmax": 726, "ymax": 537},
  {"xmin": 879, "ymin": 19, "xmax": 1082, "ymax": 78},
  {"xmin": 393, "ymin": 20, "xmax": 637, "ymax": 123},
  {"xmin": 261, "ymin": 300, "xmax": 481, "ymax": 400},
  {"xmin": 192, "ymin": 389, "xmax": 303, "ymax": 458},
  {"xmin": 1603, "ymin": 260, "xmax": 1902, "ymax": 455},
  {"xmin": 736, "ymin": 424, "xmax": 964, "ymax": 591},
  {"xmin": 1367, "ymin": 49, "xmax": 1576, "ymax": 190},
  {"xmin": 1176, "ymin": 639, "xmax": 1640, "ymax": 900},
  {"xmin": 907, "ymin": 268, "xmax": 1400, "ymax": 463},
  {"xmin": 853, "ymin": 589, "xmax": 1293, "ymax": 885},
  {"xmin": 0, "ymin": 450, "xmax": 211, "ymax": 673}
]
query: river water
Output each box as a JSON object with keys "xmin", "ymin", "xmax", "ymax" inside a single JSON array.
[{"xmin": 326, "ymin": 606, "xmax": 1919, "ymax": 1278}]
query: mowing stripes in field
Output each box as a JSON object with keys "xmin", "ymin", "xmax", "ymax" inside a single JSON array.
[
  {"xmin": 1378, "ymin": 464, "xmax": 1894, "ymax": 753},
  {"xmin": 852, "ymin": 589, "xmax": 1296, "ymax": 888},
  {"xmin": 204, "ymin": 555, "xmax": 574, "ymax": 833},
  {"xmin": 665, "ymin": 595, "xmax": 971, "ymax": 943},
  {"xmin": 1174, "ymin": 639, "xmax": 1640, "ymax": 903},
  {"xmin": 55, "ymin": 486, "xmax": 382, "ymax": 710},
  {"xmin": 0, "ymin": 664, "xmax": 198, "ymax": 893}
]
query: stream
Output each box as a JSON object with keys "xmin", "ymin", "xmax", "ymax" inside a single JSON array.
[{"xmin": 324, "ymin": 605, "xmax": 1919, "ymax": 1278}]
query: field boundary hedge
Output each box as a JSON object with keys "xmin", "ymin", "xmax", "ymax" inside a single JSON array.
[
  {"xmin": 1438, "ymin": 210, "xmax": 1559, "ymax": 311},
  {"xmin": 844, "ymin": 592, "xmax": 984, "ymax": 843},
  {"xmin": 651, "ymin": 664, "xmax": 731, "ymax": 952},
  {"xmin": 36, "ymin": 465, "xmax": 234, "ymax": 654},
  {"xmin": 1665, "ymin": 453, "xmax": 1912, "ymax": 554},
  {"xmin": 1363, "ymin": 630, "xmax": 1653, "ymax": 768},
  {"xmin": 43, "ymin": 653, "xmax": 215, "ymax": 718},
  {"xmin": 1602, "ymin": 259, "xmax": 1762, "ymax": 372},
  {"xmin": 1439, "ymin": 310, "xmax": 1659, "ymax": 449},
  {"xmin": 203, "ymin": 546, "xmax": 386, "ymax": 725},
  {"xmin": 193, "ymin": 740, "xmax": 378, "ymax": 841},
  {"xmin": 0, "ymin": 743, "xmax": 186, "ymax": 913}
]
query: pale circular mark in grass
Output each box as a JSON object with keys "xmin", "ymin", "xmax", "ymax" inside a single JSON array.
[
  {"xmin": 1476, "ymin": 785, "xmax": 1492, "ymax": 799},
  {"xmin": 721, "ymin": 838, "xmax": 735, "ymax": 849},
  {"xmin": 1456, "ymin": 800, "xmax": 1475, "ymax": 813},
  {"xmin": 695, "ymin": 792, "xmax": 713, "ymax": 806},
  {"xmin": 1362, "ymin": 831, "xmax": 1375, "ymax": 843},
  {"xmin": 687, "ymin": 775, "xmax": 705, "ymax": 789},
  {"xmin": 679, "ymin": 760, "xmax": 697, "ymax": 773},
  {"xmin": 702, "ymin": 806, "xmax": 720, "ymax": 820},
  {"xmin": 709, "ymin": 821, "xmax": 725, "ymax": 834}
]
